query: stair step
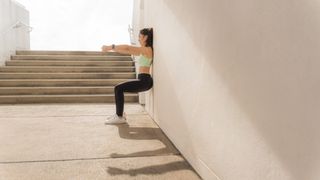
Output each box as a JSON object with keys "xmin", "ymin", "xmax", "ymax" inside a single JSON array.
[
  {"xmin": 0, "ymin": 72, "xmax": 136, "ymax": 79},
  {"xmin": 11, "ymin": 55, "xmax": 132, "ymax": 61},
  {"xmin": 0, "ymin": 79, "xmax": 132, "ymax": 87},
  {"xmin": 0, "ymin": 94, "xmax": 138, "ymax": 104},
  {"xmin": 6, "ymin": 60, "xmax": 134, "ymax": 66},
  {"xmin": 16, "ymin": 50, "xmax": 127, "ymax": 56},
  {"xmin": 0, "ymin": 66, "xmax": 135, "ymax": 72},
  {"xmin": 0, "ymin": 86, "xmax": 135, "ymax": 95},
  {"xmin": 0, "ymin": 50, "xmax": 140, "ymax": 104}
]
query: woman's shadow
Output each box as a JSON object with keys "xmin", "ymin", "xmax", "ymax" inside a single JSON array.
[
  {"xmin": 109, "ymin": 123, "xmax": 179, "ymax": 158},
  {"xmin": 106, "ymin": 122, "xmax": 196, "ymax": 177}
]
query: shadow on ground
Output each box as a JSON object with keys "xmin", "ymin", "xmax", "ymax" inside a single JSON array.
[
  {"xmin": 107, "ymin": 161, "xmax": 193, "ymax": 176},
  {"xmin": 106, "ymin": 124, "xmax": 195, "ymax": 177},
  {"xmin": 109, "ymin": 123, "xmax": 179, "ymax": 158}
]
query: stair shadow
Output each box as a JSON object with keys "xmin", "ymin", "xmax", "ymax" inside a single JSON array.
[{"xmin": 109, "ymin": 123, "xmax": 179, "ymax": 158}]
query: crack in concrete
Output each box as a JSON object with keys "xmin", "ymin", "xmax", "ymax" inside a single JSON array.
[{"xmin": 0, "ymin": 153, "xmax": 181, "ymax": 164}]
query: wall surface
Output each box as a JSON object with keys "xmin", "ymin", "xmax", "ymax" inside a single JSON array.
[
  {"xmin": 0, "ymin": 0, "xmax": 30, "ymax": 66},
  {"xmin": 133, "ymin": 0, "xmax": 320, "ymax": 179},
  {"xmin": 132, "ymin": 0, "xmax": 155, "ymax": 109}
]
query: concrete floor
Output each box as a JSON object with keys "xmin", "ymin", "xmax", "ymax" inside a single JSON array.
[{"xmin": 0, "ymin": 103, "xmax": 201, "ymax": 180}]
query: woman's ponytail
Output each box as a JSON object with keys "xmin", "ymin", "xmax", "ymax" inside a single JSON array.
[{"xmin": 140, "ymin": 28, "xmax": 153, "ymax": 49}]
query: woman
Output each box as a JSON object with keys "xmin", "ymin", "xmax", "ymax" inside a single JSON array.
[{"xmin": 101, "ymin": 28, "xmax": 153, "ymax": 124}]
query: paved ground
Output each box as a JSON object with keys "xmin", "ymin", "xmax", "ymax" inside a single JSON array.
[{"xmin": 0, "ymin": 103, "xmax": 201, "ymax": 180}]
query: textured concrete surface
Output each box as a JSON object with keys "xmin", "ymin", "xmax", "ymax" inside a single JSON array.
[{"xmin": 0, "ymin": 104, "xmax": 201, "ymax": 180}]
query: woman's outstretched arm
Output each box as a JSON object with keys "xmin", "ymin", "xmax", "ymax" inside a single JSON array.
[{"xmin": 101, "ymin": 44, "xmax": 144, "ymax": 56}]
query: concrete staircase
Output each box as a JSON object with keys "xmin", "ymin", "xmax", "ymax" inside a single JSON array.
[{"xmin": 0, "ymin": 50, "xmax": 139, "ymax": 104}]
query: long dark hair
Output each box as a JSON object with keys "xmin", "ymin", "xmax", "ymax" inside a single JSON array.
[{"xmin": 140, "ymin": 28, "xmax": 153, "ymax": 49}]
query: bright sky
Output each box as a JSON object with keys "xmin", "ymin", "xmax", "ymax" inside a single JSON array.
[{"xmin": 15, "ymin": 0, "xmax": 133, "ymax": 50}]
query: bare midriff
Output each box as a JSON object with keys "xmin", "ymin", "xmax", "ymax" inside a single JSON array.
[{"xmin": 139, "ymin": 66, "xmax": 150, "ymax": 74}]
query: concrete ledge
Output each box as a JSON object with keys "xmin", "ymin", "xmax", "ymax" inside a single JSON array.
[
  {"xmin": 6, "ymin": 60, "xmax": 134, "ymax": 66},
  {"xmin": 0, "ymin": 86, "xmax": 116, "ymax": 95},
  {"xmin": 0, "ymin": 72, "xmax": 136, "ymax": 79},
  {"xmin": 0, "ymin": 94, "xmax": 139, "ymax": 104},
  {"xmin": 11, "ymin": 55, "xmax": 132, "ymax": 61},
  {"xmin": 0, "ymin": 79, "xmax": 133, "ymax": 87},
  {"xmin": 0, "ymin": 66, "xmax": 135, "ymax": 73},
  {"xmin": 16, "ymin": 50, "xmax": 128, "ymax": 56}
]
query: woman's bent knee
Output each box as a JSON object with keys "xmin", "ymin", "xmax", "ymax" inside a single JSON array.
[{"xmin": 114, "ymin": 84, "xmax": 123, "ymax": 92}]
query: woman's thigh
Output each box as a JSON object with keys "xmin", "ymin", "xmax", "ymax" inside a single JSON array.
[{"xmin": 116, "ymin": 80, "xmax": 150, "ymax": 93}]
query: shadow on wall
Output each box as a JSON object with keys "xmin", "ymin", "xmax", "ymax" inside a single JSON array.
[{"xmin": 162, "ymin": 0, "xmax": 320, "ymax": 179}]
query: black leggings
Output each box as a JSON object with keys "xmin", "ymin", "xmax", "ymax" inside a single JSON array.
[{"xmin": 114, "ymin": 73, "xmax": 153, "ymax": 116}]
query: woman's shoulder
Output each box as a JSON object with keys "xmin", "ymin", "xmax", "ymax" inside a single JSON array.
[{"xmin": 141, "ymin": 47, "xmax": 153, "ymax": 59}]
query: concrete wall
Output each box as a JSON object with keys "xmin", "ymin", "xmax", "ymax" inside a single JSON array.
[
  {"xmin": 0, "ymin": 0, "xmax": 30, "ymax": 66},
  {"xmin": 132, "ymin": 0, "xmax": 155, "ymax": 109},
  {"xmin": 133, "ymin": 0, "xmax": 320, "ymax": 179}
]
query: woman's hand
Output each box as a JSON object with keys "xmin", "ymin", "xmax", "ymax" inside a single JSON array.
[{"xmin": 101, "ymin": 45, "xmax": 112, "ymax": 52}]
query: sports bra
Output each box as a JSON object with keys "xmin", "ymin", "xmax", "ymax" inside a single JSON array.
[{"xmin": 138, "ymin": 54, "xmax": 153, "ymax": 67}]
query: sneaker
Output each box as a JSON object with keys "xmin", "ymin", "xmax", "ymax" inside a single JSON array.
[{"xmin": 105, "ymin": 114, "xmax": 127, "ymax": 124}]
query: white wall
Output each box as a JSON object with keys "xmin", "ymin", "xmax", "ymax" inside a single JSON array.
[
  {"xmin": 134, "ymin": 0, "xmax": 320, "ymax": 179},
  {"xmin": 132, "ymin": 0, "xmax": 154, "ymax": 109},
  {"xmin": 0, "ymin": 0, "xmax": 30, "ymax": 66}
]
